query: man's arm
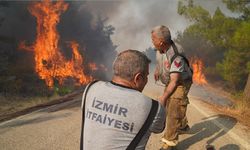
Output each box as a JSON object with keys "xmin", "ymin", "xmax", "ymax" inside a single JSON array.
[
  {"xmin": 159, "ymin": 56, "xmax": 185, "ymax": 106},
  {"xmin": 154, "ymin": 52, "xmax": 160, "ymax": 81},
  {"xmin": 159, "ymin": 72, "xmax": 180, "ymax": 106},
  {"xmin": 154, "ymin": 64, "xmax": 160, "ymax": 81}
]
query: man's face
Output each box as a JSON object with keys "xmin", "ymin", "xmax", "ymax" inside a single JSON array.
[{"xmin": 151, "ymin": 32, "xmax": 164, "ymax": 54}]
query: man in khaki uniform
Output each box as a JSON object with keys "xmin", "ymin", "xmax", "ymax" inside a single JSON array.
[{"xmin": 151, "ymin": 25, "xmax": 192, "ymax": 149}]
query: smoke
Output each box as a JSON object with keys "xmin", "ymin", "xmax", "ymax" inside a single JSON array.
[
  {"xmin": 56, "ymin": 1, "xmax": 117, "ymax": 79},
  {"xmin": 0, "ymin": 0, "xmax": 235, "ymax": 84},
  {"xmin": 83, "ymin": 0, "xmax": 191, "ymax": 81},
  {"xmin": 0, "ymin": 1, "xmax": 35, "ymax": 44},
  {"xmin": 105, "ymin": 0, "xmax": 190, "ymax": 52},
  {"xmin": 83, "ymin": 0, "xmax": 235, "ymax": 53},
  {"xmin": 80, "ymin": 0, "xmax": 235, "ymax": 90}
]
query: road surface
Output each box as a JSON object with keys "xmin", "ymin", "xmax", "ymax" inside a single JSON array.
[
  {"xmin": 0, "ymin": 84, "xmax": 250, "ymax": 150},
  {"xmin": 143, "ymin": 81, "xmax": 250, "ymax": 150}
]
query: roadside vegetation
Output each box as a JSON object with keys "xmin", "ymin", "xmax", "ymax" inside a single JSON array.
[
  {"xmin": 176, "ymin": 0, "xmax": 250, "ymax": 116},
  {"xmin": 0, "ymin": 1, "xmax": 116, "ymax": 120},
  {"xmin": 0, "ymin": 95, "xmax": 59, "ymax": 119}
]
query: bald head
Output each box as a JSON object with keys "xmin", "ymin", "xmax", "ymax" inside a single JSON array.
[{"xmin": 113, "ymin": 49, "xmax": 151, "ymax": 81}]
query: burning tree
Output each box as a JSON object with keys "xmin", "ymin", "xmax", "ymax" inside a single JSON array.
[
  {"xmin": 191, "ymin": 57, "xmax": 208, "ymax": 85},
  {"xmin": 20, "ymin": 0, "xmax": 92, "ymax": 88},
  {"xmin": 0, "ymin": 0, "xmax": 117, "ymax": 96}
]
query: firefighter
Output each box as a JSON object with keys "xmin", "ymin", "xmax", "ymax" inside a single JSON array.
[
  {"xmin": 81, "ymin": 50, "xmax": 166, "ymax": 149},
  {"xmin": 151, "ymin": 25, "xmax": 193, "ymax": 149}
]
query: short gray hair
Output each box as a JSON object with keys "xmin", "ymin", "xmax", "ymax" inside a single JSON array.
[
  {"xmin": 113, "ymin": 49, "xmax": 151, "ymax": 81},
  {"xmin": 151, "ymin": 25, "xmax": 171, "ymax": 43}
]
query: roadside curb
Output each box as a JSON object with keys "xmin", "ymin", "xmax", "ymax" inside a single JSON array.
[
  {"xmin": 0, "ymin": 89, "xmax": 84, "ymax": 123},
  {"xmin": 190, "ymin": 96, "xmax": 250, "ymax": 149}
]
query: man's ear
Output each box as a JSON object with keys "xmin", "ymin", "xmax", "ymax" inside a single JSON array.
[{"xmin": 133, "ymin": 72, "xmax": 143, "ymax": 84}]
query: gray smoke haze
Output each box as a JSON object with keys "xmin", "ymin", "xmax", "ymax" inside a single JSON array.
[
  {"xmin": 82, "ymin": 0, "xmax": 237, "ymax": 90},
  {"xmin": 84, "ymin": 0, "xmax": 236, "ymax": 52},
  {"xmin": 0, "ymin": 0, "xmax": 235, "ymax": 83},
  {"xmin": 0, "ymin": 0, "xmax": 234, "ymax": 60},
  {"xmin": 105, "ymin": 0, "xmax": 190, "ymax": 52}
]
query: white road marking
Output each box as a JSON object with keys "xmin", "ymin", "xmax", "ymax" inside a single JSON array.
[{"xmin": 190, "ymin": 97, "xmax": 250, "ymax": 149}]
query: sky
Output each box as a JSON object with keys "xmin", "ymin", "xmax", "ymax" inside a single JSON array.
[{"xmin": 83, "ymin": 0, "xmax": 236, "ymax": 52}]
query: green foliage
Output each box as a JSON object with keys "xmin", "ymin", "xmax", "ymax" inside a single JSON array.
[
  {"xmin": 208, "ymin": 8, "xmax": 239, "ymax": 48},
  {"xmin": 231, "ymin": 22, "xmax": 250, "ymax": 49},
  {"xmin": 177, "ymin": 0, "xmax": 250, "ymax": 92},
  {"xmin": 223, "ymin": 0, "xmax": 250, "ymax": 20},
  {"xmin": 216, "ymin": 49, "xmax": 248, "ymax": 90},
  {"xmin": 178, "ymin": 0, "xmax": 211, "ymax": 24},
  {"xmin": 232, "ymin": 91, "xmax": 250, "ymax": 111},
  {"xmin": 178, "ymin": 1, "xmax": 238, "ymax": 50},
  {"xmin": 217, "ymin": 22, "xmax": 250, "ymax": 90},
  {"xmin": 247, "ymin": 62, "xmax": 250, "ymax": 73},
  {"xmin": 54, "ymin": 86, "xmax": 72, "ymax": 96},
  {"xmin": 0, "ymin": 75, "xmax": 52, "ymax": 97}
]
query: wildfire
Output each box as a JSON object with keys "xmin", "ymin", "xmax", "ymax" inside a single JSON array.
[
  {"xmin": 20, "ymin": 0, "xmax": 92, "ymax": 87},
  {"xmin": 191, "ymin": 58, "xmax": 208, "ymax": 85}
]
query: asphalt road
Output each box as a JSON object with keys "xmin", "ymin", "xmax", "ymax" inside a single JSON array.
[
  {"xmin": 146, "ymin": 97, "xmax": 250, "ymax": 150},
  {"xmin": 144, "ymin": 82, "xmax": 250, "ymax": 150},
  {"xmin": 0, "ymin": 85, "xmax": 250, "ymax": 150}
]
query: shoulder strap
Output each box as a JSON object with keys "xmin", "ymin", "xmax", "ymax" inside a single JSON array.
[
  {"xmin": 170, "ymin": 43, "xmax": 191, "ymax": 68},
  {"xmin": 80, "ymin": 80, "xmax": 99, "ymax": 150},
  {"xmin": 126, "ymin": 100, "xmax": 159, "ymax": 150}
]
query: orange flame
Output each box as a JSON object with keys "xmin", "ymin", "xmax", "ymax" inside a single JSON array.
[
  {"xmin": 21, "ymin": 0, "xmax": 92, "ymax": 87},
  {"xmin": 191, "ymin": 58, "xmax": 207, "ymax": 85}
]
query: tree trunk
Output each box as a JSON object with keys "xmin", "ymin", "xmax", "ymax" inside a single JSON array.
[{"xmin": 244, "ymin": 73, "xmax": 250, "ymax": 100}]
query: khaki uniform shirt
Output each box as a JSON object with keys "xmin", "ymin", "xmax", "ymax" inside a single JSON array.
[{"xmin": 155, "ymin": 44, "xmax": 192, "ymax": 85}]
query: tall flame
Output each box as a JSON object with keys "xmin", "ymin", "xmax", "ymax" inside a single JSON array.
[
  {"xmin": 25, "ymin": 0, "xmax": 92, "ymax": 87},
  {"xmin": 191, "ymin": 58, "xmax": 208, "ymax": 85}
]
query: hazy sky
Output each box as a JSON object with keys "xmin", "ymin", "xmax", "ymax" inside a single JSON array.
[
  {"xmin": 83, "ymin": 0, "xmax": 235, "ymax": 52},
  {"xmin": 108, "ymin": 0, "xmax": 190, "ymax": 52},
  {"xmin": 84, "ymin": 0, "xmax": 189, "ymax": 51}
]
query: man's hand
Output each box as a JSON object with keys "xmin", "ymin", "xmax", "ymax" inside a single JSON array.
[
  {"xmin": 158, "ymin": 95, "xmax": 167, "ymax": 107},
  {"xmin": 154, "ymin": 71, "xmax": 159, "ymax": 81}
]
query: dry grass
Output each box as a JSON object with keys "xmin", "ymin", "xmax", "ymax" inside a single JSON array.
[
  {"xmin": 0, "ymin": 95, "xmax": 60, "ymax": 118},
  {"xmin": 0, "ymin": 90, "xmax": 83, "ymax": 122},
  {"xmin": 203, "ymin": 101, "xmax": 250, "ymax": 128},
  {"xmin": 232, "ymin": 97, "xmax": 250, "ymax": 126},
  {"xmin": 198, "ymin": 84, "xmax": 250, "ymax": 128}
]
